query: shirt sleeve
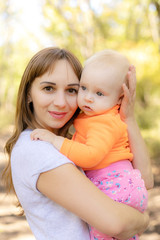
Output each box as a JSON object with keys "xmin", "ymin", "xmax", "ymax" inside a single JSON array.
[
  {"xmin": 60, "ymin": 115, "xmax": 125, "ymax": 168},
  {"xmin": 12, "ymin": 131, "xmax": 74, "ymax": 193}
]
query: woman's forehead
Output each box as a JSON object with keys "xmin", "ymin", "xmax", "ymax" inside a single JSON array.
[{"xmin": 34, "ymin": 60, "xmax": 79, "ymax": 85}]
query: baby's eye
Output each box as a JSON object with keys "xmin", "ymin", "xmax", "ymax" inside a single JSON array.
[
  {"xmin": 81, "ymin": 86, "xmax": 86, "ymax": 91},
  {"xmin": 67, "ymin": 88, "xmax": 78, "ymax": 94},
  {"xmin": 96, "ymin": 92, "xmax": 104, "ymax": 96},
  {"xmin": 44, "ymin": 86, "xmax": 53, "ymax": 92}
]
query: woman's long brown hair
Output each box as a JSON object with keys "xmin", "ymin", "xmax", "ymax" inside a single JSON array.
[{"xmin": 2, "ymin": 47, "xmax": 82, "ymax": 214}]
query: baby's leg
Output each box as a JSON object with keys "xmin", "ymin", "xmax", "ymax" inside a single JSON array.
[
  {"xmin": 89, "ymin": 226, "xmax": 115, "ymax": 240},
  {"xmin": 128, "ymin": 235, "xmax": 139, "ymax": 240},
  {"xmin": 89, "ymin": 226, "xmax": 139, "ymax": 240},
  {"xmin": 85, "ymin": 161, "xmax": 148, "ymax": 240},
  {"xmin": 104, "ymin": 168, "xmax": 148, "ymax": 213}
]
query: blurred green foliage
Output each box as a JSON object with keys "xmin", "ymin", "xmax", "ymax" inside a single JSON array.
[{"xmin": 0, "ymin": 0, "xmax": 160, "ymax": 159}]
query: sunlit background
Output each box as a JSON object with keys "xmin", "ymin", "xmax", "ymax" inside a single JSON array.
[
  {"xmin": 0, "ymin": 0, "xmax": 160, "ymax": 239},
  {"xmin": 1, "ymin": 0, "xmax": 160, "ymax": 159}
]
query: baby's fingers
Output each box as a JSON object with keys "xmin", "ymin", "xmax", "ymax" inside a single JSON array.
[{"xmin": 30, "ymin": 129, "xmax": 41, "ymax": 140}]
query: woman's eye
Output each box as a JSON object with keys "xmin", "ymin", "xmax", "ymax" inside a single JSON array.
[
  {"xmin": 81, "ymin": 86, "xmax": 86, "ymax": 91},
  {"xmin": 67, "ymin": 88, "xmax": 78, "ymax": 94},
  {"xmin": 97, "ymin": 92, "xmax": 104, "ymax": 96},
  {"xmin": 44, "ymin": 86, "xmax": 53, "ymax": 92}
]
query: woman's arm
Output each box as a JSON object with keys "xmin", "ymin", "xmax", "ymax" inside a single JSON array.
[
  {"xmin": 37, "ymin": 163, "xmax": 149, "ymax": 240},
  {"xmin": 120, "ymin": 65, "xmax": 154, "ymax": 190}
]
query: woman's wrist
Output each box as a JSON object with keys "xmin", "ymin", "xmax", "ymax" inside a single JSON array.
[
  {"xmin": 123, "ymin": 113, "xmax": 136, "ymax": 126},
  {"xmin": 125, "ymin": 115, "xmax": 136, "ymax": 124}
]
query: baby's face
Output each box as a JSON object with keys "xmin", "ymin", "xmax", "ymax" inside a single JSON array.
[{"xmin": 78, "ymin": 64, "xmax": 125, "ymax": 116}]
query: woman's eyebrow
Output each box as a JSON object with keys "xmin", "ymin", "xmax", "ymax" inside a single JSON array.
[
  {"xmin": 40, "ymin": 81, "xmax": 56, "ymax": 85},
  {"xmin": 40, "ymin": 82, "xmax": 79, "ymax": 87},
  {"xmin": 68, "ymin": 83, "xmax": 80, "ymax": 87}
]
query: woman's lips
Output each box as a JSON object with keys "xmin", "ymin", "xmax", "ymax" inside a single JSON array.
[{"xmin": 48, "ymin": 111, "xmax": 67, "ymax": 119}]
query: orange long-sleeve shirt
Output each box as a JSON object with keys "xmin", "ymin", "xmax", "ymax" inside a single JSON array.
[{"xmin": 60, "ymin": 105, "xmax": 133, "ymax": 170}]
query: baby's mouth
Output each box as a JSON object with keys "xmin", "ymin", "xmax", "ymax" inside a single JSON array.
[{"xmin": 83, "ymin": 106, "xmax": 93, "ymax": 111}]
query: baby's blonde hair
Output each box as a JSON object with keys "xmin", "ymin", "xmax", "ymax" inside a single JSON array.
[
  {"xmin": 85, "ymin": 49, "xmax": 129, "ymax": 67},
  {"xmin": 84, "ymin": 49, "xmax": 130, "ymax": 85}
]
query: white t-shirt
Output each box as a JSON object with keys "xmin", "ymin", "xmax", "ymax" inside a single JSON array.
[{"xmin": 11, "ymin": 129, "xmax": 90, "ymax": 240}]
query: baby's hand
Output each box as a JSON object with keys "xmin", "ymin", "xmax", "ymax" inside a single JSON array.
[
  {"xmin": 30, "ymin": 129, "xmax": 56, "ymax": 145},
  {"xmin": 30, "ymin": 129, "xmax": 65, "ymax": 150}
]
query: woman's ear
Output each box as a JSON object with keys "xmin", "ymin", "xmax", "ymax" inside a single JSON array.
[{"xmin": 27, "ymin": 94, "xmax": 32, "ymax": 104}]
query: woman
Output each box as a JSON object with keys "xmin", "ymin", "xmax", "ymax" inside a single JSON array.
[{"xmin": 3, "ymin": 47, "xmax": 151, "ymax": 240}]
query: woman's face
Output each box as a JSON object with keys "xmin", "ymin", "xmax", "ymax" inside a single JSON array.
[{"xmin": 29, "ymin": 60, "xmax": 80, "ymax": 132}]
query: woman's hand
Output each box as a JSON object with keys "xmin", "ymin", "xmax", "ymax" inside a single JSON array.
[
  {"xmin": 137, "ymin": 212, "xmax": 150, "ymax": 237},
  {"xmin": 120, "ymin": 65, "xmax": 136, "ymax": 121}
]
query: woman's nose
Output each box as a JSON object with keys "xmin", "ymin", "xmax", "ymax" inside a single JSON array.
[{"xmin": 53, "ymin": 91, "xmax": 66, "ymax": 108}]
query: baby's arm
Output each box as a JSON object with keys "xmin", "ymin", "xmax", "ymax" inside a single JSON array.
[
  {"xmin": 31, "ymin": 120, "xmax": 120, "ymax": 169},
  {"xmin": 30, "ymin": 129, "xmax": 64, "ymax": 150},
  {"xmin": 60, "ymin": 118, "xmax": 123, "ymax": 168}
]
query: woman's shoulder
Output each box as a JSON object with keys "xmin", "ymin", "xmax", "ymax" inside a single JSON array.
[
  {"xmin": 12, "ymin": 129, "xmax": 73, "ymax": 165},
  {"xmin": 11, "ymin": 129, "xmax": 74, "ymax": 178},
  {"xmin": 14, "ymin": 129, "xmax": 50, "ymax": 151},
  {"xmin": 15, "ymin": 129, "xmax": 55, "ymax": 150}
]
